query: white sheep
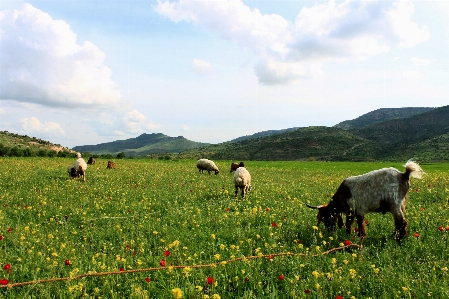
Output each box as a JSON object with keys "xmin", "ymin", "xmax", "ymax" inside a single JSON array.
[
  {"xmin": 74, "ymin": 153, "xmax": 88, "ymax": 182},
  {"xmin": 196, "ymin": 159, "xmax": 220, "ymax": 175},
  {"xmin": 234, "ymin": 167, "xmax": 252, "ymax": 198}
]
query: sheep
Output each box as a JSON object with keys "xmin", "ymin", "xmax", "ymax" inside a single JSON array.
[
  {"xmin": 74, "ymin": 153, "xmax": 88, "ymax": 182},
  {"xmin": 234, "ymin": 167, "xmax": 252, "ymax": 198},
  {"xmin": 306, "ymin": 160, "xmax": 424, "ymax": 242},
  {"xmin": 87, "ymin": 157, "xmax": 96, "ymax": 165},
  {"xmin": 196, "ymin": 159, "xmax": 219, "ymax": 175},
  {"xmin": 230, "ymin": 162, "xmax": 245, "ymax": 172},
  {"xmin": 107, "ymin": 161, "xmax": 116, "ymax": 169}
]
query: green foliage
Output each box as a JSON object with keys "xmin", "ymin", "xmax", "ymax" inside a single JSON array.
[
  {"xmin": 117, "ymin": 152, "xmax": 126, "ymax": 159},
  {"xmin": 0, "ymin": 158, "xmax": 448, "ymax": 298}
]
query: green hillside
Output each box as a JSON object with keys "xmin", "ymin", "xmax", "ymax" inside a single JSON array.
[
  {"xmin": 179, "ymin": 126, "xmax": 371, "ymax": 161},
  {"xmin": 334, "ymin": 107, "xmax": 435, "ymax": 130},
  {"xmin": 0, "ymin": 130, "xmax": 71, "ymax": 157},
  {"xmin": 72, "ymin": 133, "xmax": 209, "ymax": 156},
  {"xmin": 179, "ymin": 105, "xmax": 449, "ymax": 162}
]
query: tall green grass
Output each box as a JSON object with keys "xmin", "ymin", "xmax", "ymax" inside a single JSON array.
[{"xmin": 0, "ymin": 158, "xmax": 447, "ymax": 298}]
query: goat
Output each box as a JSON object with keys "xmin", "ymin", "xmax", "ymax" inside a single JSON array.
[
  {"xmin": 196, "ymin": 159, "xmax": 219, "ymax": 175},
  {"xmin": 87, "ymin": 157, "xmax": 96, "ymax": 165},
  {"xmin": 230, "ymin": 162, "xmax": 245, "ymax": 172},
  {"xmin": 306, "ymin": 160, "xmax": 424, "ymax": 242},
  {"xmin": 74, "ymin": 153, "xmax": 87, "ymax": 182},
  {"xmin": 234, "ymin": 167, "xmax": 252, "ymax": 198},
  {"xmin": 107, "ymin": 161, "xmax": 116, "ymax": 169}
]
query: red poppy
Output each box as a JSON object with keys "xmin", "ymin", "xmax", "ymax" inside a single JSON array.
[
  {"xmin": 304, "ymin": 289, "xmax": 310, "ymax": 294},
  {"xmin": 271, "ymin": 222, "xmax": 277, "ymax": 228},
  {"xmin": 267, "ymin": 255, "xmax": 274, "ymax": 260},
  {"xmin": 0, "ymin": 279, "xmax": 8, "ymax": 285},
  {"xmin": 364, "ymin": 220, "xmax": 369, "ymax": 225},
  {"xmin": 225, "ymin": 208, "xmax": 230, "ymax": 212},
  {"xmin": 354, "ymin": 227, "xmax": 359, "ymax": 232},
  {"xmin": 344, "ymin": 240, "xmax": 351, "ymax": 246},
  {"xmin": 145, "ymin": 277, "xmax": 151, "ymax": 283},
  {"xmin": 160, "ymin": 259, "xmax": 166, "ymax": 267},
  {"xmin": 126, "ymin": 244, "xmax": 131, "ymax": 250},
  {"xmin": 244, "ymin": 277, "xmax": 249, "ymax": 282},
  {"xmin": 0, "ymin": 236, "xmax": 3, "ymax": 241},
  {"xmin": 133, "ymin": 251, "xmax": 137, "ymax": 255},
  {"xmin": 3, "ymin": 264, "xmax": 11, "ymax": 273},
  {"xmin": 336, "ymin": 296, "xmax": 343, "ymax": 299},
  {"xmin": 439, "ymin": 226, "xmax": 444, "ymax": 231},
  {"xmin": 414, "ymin": 232, "xmax": 420, "ymax": 238},
  {"xmin": 64, "ymin": 259, "xmax": 71, "ymax": 266},
  {"xmin": 265, "ymin": 208, "xmax": 270, "ymax": 212},
  {"xmin": 164, "ymin": 250, "xmax": 170, "ymax": 257},
  {"xmin": 119, "ymin": 267, "xmax": 125, "ymax": 272},
  {"xmin": 207, "ymin": 276, "xmax": 214, "ymax": 285},
  {"xmin": 7, "ymin": 228, "xmax": 12, "ymax": 232},
  {"xmin": 278, "ymin": 274, "xmax": 284, "ymax": 280},
  {"xmin": 446, "ymin": 226, "xmax": 449, "ymax": 231}
]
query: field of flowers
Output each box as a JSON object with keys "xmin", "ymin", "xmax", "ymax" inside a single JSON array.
[{"xmin": 0, "ymin": 157, "xmax": 448, "ymax": 298}]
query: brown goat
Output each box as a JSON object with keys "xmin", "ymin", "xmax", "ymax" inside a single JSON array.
[
  {"xmin": 107, "ymin": 161, "xmax": 116, "ymax": 169},
  {"xmin": 230, "ymin": 162, "xmax": 245, "ymax": 172},
  {"xmin": 87, "ymin": 157, "xmax": 96, "ymax": 165}
]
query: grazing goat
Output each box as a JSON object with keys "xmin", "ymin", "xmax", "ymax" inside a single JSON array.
[
  {"xmin": 234, "ymin": 167, "xmax": 252, "ymax": 198},
  {"xmin": 74, "ymin": 153, "xmax": 87, "ymax": 182},
  {"xmin": 67, "ymin": 165, "xmax": 77, "ymax": 178},
  {"xmin": 87, "ymin": 157, "xmax": 96, "ymax": 165},
  {"xmin": 196, "ymin": 159, "xmax": 219, "ymax": 175},
  {"xmin": 107, "ymin": 161, "xmax": 116, "ymax": 169},
  {"xmin": 230, "ymin": 162, "xmax": 245, "ymax": 172},
  {"xmin": 306, "ymin": 160, "xmax": 424, "ymax": 241}
]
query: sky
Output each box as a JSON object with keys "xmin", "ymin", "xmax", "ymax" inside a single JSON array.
[{"xmin": 0, "ymin": 0, "xmax": 448, "ymax": 148}]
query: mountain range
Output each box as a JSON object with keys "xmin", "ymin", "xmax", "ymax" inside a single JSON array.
[
  {"xmin": 2, "ymin": 106, "xmax": 448, "ymax": 161},
  {"xmin": 70, "ymin": 105, "xmax": 449, "ymax": 161}
]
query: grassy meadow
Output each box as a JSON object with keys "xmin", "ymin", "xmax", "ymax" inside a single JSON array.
[{"xmin": 0, "ymin": 157, "xmax": 448, "ymax": 298}]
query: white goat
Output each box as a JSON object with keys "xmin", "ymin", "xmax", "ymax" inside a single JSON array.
[
  {"xmin": 196, "ymin": 159, "xmax": 220, "ymax": 175},
  {"xmin": 74, "ymin": 153, "xmax": 88, "ymax": 182},
  {"xmin": 234, "ymin": 167, "xmax": 252, "ymax": 198},
  {"xmin": 306, "ymin": 160, "xmax": 424, "ymax": 242}
]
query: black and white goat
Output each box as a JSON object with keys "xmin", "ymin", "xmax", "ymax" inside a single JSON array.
[{"xmin": 306, "ymin": 160, "xmax": 424, "ymax": 241}]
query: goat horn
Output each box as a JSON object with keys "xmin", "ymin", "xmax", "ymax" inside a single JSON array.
[{"xmin": 305, "ymin": 203, "xmax": 323, "ymax": 209}]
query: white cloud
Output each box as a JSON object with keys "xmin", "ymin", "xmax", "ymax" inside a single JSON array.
[
  {"xmin": 155, "ymin": 0, "xmax": 430, "ymax": 85},
  {"xmin": 120, "ymin": 110, "xmax": 162, "ymax": 134},
  {"xmin": 0, "ymin": 108, "xmax": 5, "ymax": 115},
  {"xmin": 191, "ymin": 58, "xmax": 214, "ymax": 75},
  {"xmin": 410, "ymin": 57, "xmax": 431, "ymax": 66},
  {"xmin": 0, "ymin": 4, "xmax": 122, "ymax": 108},
  {"xmin": 20, "ymin": 117, "xmax": 65, "ymax": 137},
  {"xmin": 183, "ymin": 125, "xmax": 189, "ymax": 131}
]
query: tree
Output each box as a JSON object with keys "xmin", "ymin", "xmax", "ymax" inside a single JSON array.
[{"xmin": 117, "ymin": 152, "xmax": 126, "ymax": 159}]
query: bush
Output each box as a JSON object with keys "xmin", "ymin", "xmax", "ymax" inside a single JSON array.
[
  {"xmin": 117, "ymin": 152, "xmax": 126, "ymax": 159},
  {"xmin": 37, "ymin": 149, "xmax": 47, "ymax": 157}
]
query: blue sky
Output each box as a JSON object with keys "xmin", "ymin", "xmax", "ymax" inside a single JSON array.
[{"xmin": 1, "ymin": 0, "xmax": 448, "ymax": 148}]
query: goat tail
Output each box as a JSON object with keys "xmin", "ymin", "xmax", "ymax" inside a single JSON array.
[{"xmin": 404, "ymin": 160, "xmax": 425, "ymax": 179}]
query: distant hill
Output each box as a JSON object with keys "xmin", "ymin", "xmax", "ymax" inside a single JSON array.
[
  {"xmin": 179, "ymin": 126, "xmax": 371, "ymax": 161},
  {"xmin": 0, "ymin": 130, "xmax": 72, "ymax": 156},
  {"xmin": 2, "ymin": 106, "xmax": 448, "ymax": 161},
  {"xmin": 334, "ymin": 107, "xmax": 436, "ymax": 130},
  {"xmin": 230, "ymin": 127, "xmax": 300, "ymax": 142},
  {"xmin": 179, "ymin": 105, "xmax": 449, "ymax": 161},
  {"xmin": 72, "ymin": 133, "xmax": 209, "ymax": 157}
]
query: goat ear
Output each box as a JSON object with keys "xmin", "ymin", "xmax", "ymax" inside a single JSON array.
[{"xmin": 306, "ymin": 203, "xmax": 324, "ymax": 209}]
